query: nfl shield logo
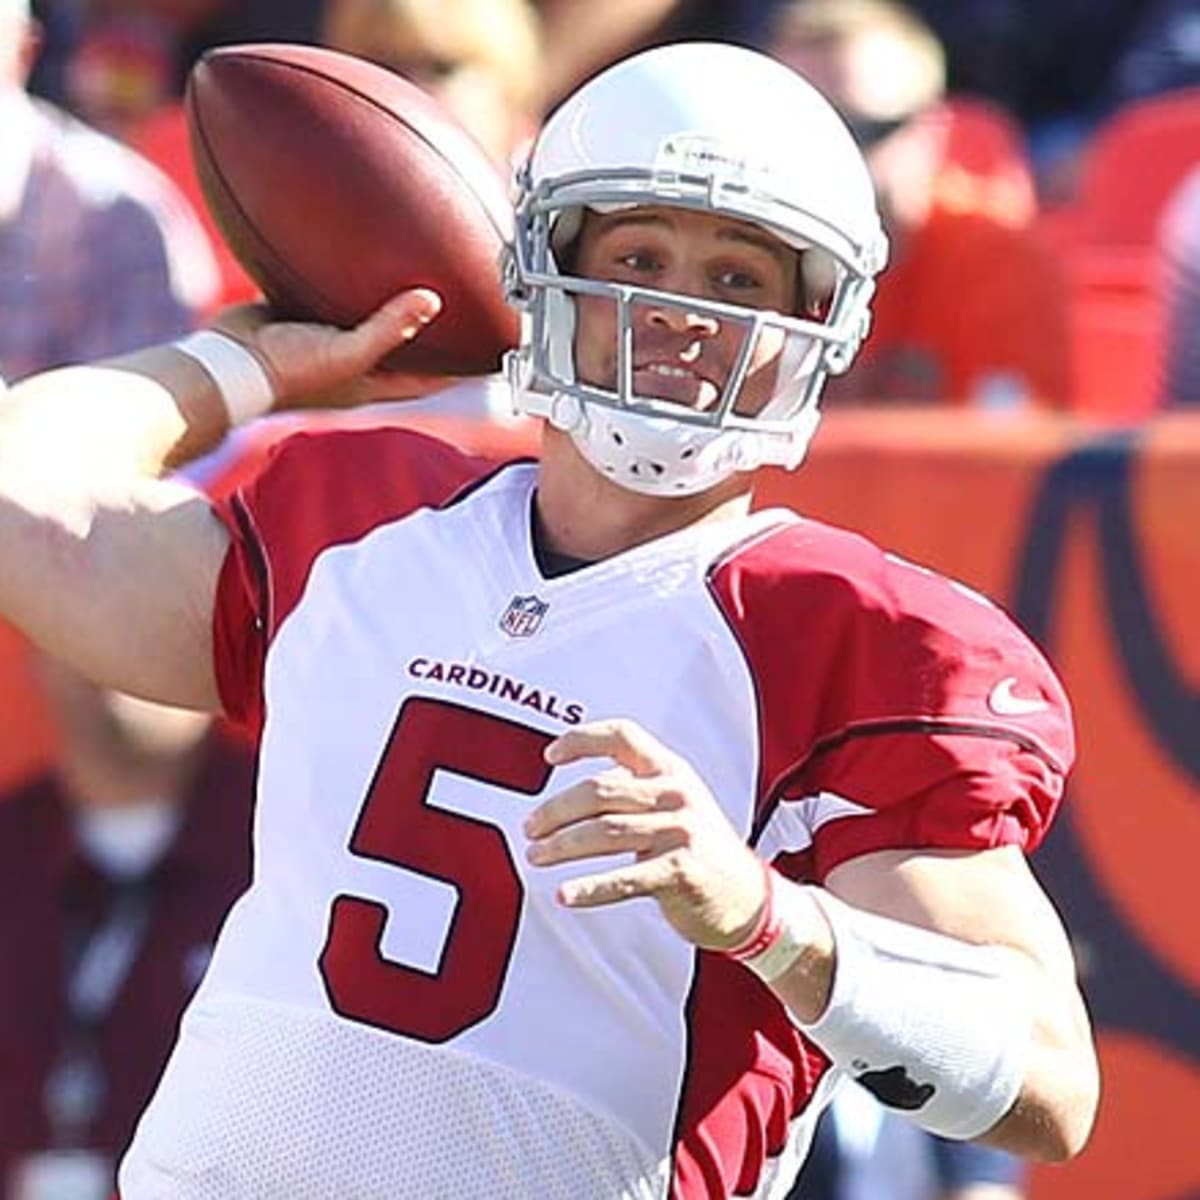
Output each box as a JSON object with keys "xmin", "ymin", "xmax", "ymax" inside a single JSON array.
[{"xmin": 499, "ymin": 594, "xmax": 549, "ymax": 638}]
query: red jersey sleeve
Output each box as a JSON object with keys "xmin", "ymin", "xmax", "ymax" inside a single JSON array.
[
  {"xmin": 210, "ymin": 425, "xmax": 502, "ymax": 736},
  {"xmin": 710, "ymin": 521, "xmax": 1074, "ymax": 879}
]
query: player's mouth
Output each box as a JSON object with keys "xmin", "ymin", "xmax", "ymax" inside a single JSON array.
[{"xmin": 631, "ymin": 362, "xmax": 722, "ymax": 411}]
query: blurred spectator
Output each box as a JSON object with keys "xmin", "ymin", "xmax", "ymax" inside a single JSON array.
[
  {"xmin": 789, "ymin": 1083, "xmax": 1026, "ymax": 1200},
  {"xmin": 1156, "ymin": 162, "xmax": 1200, "ymax": 407},
  {"xmin": 28, "ymin": 2, "xmax": 224, "ymax": 137},
  {"xmin": 320, "ymin": 0, "xmax": 542, "ymax": 166},
  {"xmin": 0, "ymin": 655, "xmax": 255, "ymax": 1200},
  {"xmin": 31, "ymin": 1, "xmax": 325, "ymax": 118},
  {"xmin": 535, "ymin": 0, "xmax": 794, "ymax": 97},
  {"xmin": 905, "ymin": 1, "xmax": 1145, "ymax": 204},
  {"xmin": 1108, "ymin": 0, "xmax": 1200, "ymax": 106},
  {"xmin": 0, "ymin": 0, "xmax": 219, "ymax": 383},
  {"xmin": 61, "ymin": 8, "xmax": 178, "ymax": 139},
  {"xmin": 532, "ymin": 0, "xmax": 683, "ymax": 109},
  {"xmin": 766, "ymin": 0, "xmax": 1069, "ymax": 409}
]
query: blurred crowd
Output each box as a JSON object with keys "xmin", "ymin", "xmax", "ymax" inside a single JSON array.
[
  {"xmin": 3, "ymin": 1, "xmax": 1199, "ymax": 1198},
  {"xmin": 11, "ymin": 0, "xmax": 1200, "ymax": 416}
]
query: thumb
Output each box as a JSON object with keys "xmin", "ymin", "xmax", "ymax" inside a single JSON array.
[{"xmin": 346, "ymin": 288, "xmax": 443, "ymax": 367}]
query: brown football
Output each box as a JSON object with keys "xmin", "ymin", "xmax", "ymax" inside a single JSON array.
[{"xmin": 185, "ymin": 43, "xmax": 520, "ymax": 375}]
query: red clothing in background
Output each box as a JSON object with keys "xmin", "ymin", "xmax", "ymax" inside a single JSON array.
[
  {"xmin": 852, "ymin": 209, "xmax": 1071, "ymax": 409},
  {"xmin": 0, "ymin": 734, "xmax": 255, "ymax": 1194}
]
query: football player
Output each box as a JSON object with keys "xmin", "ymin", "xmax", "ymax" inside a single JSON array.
[{"xmin": 0, "ymin": 41, "xmax": 1098, "ymax": 1199}]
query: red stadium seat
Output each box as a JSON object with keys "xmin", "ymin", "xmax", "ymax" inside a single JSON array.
[
  {"xmin": 1076, "ymin": 87, "xmax": 1200, "ymax": 249},
  {"xmin": 1051, "ymin": 90, "xmax": 1200, "ymax": 418}
]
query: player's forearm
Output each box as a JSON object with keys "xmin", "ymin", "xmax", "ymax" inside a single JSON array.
[
  {"xmin": 972, "ymin": 974, "xmax": 1099, "ymax": 1161},
  {"xmin": 756, "ymin": 879, "xmax": 1097, "ymax": 1162},
  {"xmin": 3, "ymin": 346, "xmax": 233, "ymax": 481}
]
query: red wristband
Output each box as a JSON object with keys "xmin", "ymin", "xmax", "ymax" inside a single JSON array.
[{"xmin": 724, "ymin": 862, "xmax": 782, "ymax": 962}]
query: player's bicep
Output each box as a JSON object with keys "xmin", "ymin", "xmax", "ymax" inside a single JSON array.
[{"xmin": 10, "ymin": 475, "xmax": 229, "ymax": 712}]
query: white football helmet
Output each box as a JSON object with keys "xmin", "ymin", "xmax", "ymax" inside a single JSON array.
[{"xmin": 502, "ymin": 41, "xmax": 888, "ymax": 497}]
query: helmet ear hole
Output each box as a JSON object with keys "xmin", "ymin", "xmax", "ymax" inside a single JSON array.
[
  {"xmin": 798, "ymin": 248, "xmax": 840, "ymax": 321},
  {"xmin": 550, "ymin": 208, "xmax": 585, "ymax": 271}
]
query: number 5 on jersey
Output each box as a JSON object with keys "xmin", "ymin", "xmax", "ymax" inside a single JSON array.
[{"xmin": 318, "ymin": 697, "xmax": 554, "ymax": 1042}]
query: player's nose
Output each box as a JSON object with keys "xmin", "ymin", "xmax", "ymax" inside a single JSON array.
[{"xmin": 643, "ymin": 300, "xmax": 720, "ymax": 338}]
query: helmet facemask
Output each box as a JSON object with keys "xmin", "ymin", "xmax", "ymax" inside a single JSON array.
[
  {"xmin": 504, "ymin": 167, "xmax": 879, "ymax": 497},
  {"xmin": 500, "ymin": 43, "xmax": 888, "ymax": 497}
]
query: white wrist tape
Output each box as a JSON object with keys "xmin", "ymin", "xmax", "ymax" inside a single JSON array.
[
  {"xmin": 728, "ymin": 868, "xmax": 814, "ymax": 983},
  {"xmin": 173, "ymin": 330, "xmax": 275, "ymax": 426},
  {"xmin": 797, "ymin": 889, "xmax": 1031, "ymax": 1140}
]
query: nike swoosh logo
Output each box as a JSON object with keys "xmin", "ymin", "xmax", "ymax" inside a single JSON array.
[{"xmin": 987, "ymin": 676, "xmax": 1050, "ymax": 717}]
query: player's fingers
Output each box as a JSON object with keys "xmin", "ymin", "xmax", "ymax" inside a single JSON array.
[
  {"xmin": 524, "ymin": 768, "xmax": 667, "ymax": 839},
  {"xmin": 556, "ymin": 855, "xmax": 682, "ymax": 909},
  {"xmin": 545, "ymin": 719, "xmax": 674, "ymax": 776},
  {"xmin": 348, "ymin": 288, "xmax": 443, "ymax": 366},
  {"xmin": 377, "ymin": 287, "xmax": 445, "ymax": 328},
  {"xmin": 526, "ymin": 810, "xmax": 683, "ymax": 868}
]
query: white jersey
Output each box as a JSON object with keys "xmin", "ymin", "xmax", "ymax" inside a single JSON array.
[{"xmin": 119, "ymin": 427, "xmax": 1072, "ymax": 1199}]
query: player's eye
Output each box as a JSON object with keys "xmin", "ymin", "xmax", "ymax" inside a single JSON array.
[
  {"xmin": 615, "ymin": 250, "xmax": 661, "ymax": 273},
  {"xmin": 713, "ymin": 267, "xmax": 763, "ymax": 292},
  {"xmin": 710, "ymin": 256, "xmax": 792, "ymax": 310}
]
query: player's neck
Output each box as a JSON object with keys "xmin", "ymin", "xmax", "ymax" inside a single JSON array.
[{"xmin": 534, "ymin": 429, "xmax": 754, "ymax": 563}]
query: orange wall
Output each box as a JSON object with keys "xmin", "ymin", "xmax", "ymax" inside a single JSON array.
[{"xmin": 2, "ymin": 407, "xmax": 1196, "ymax": 1197}]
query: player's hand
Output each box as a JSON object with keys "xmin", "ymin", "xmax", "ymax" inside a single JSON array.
[
  {"xmin": 524, "ymin": 719, "xmax": 769, "ymax": 951},
  {"xmin": 210, "ymin": 289, "xmax": 460, "ymax": 409}
]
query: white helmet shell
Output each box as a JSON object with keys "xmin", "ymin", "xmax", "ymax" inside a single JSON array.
[{"xmin": 504, "ymin": 41, "xmax": 888, "ymax": 497}]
